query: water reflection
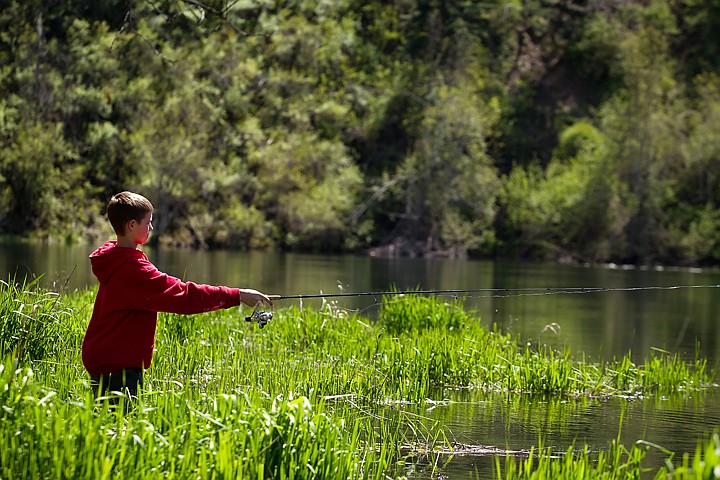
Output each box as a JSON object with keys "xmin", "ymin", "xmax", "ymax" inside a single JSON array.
[
  {"xmin": 398, "ymin": 389, "xmax": 720, "ymax": 478},
  {"xmin": 0, "ymin": 239, "xmax": 95, "ymax": 291},
  {"xmin": 3, "ymin": 240, "xmax": 720, "ymax": 365},
  {"xmin": 2, "ymin": 239, "xmax": 720, "ymax": 477}
]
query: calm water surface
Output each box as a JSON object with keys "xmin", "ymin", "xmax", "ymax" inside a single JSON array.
[{"xmin": 3, "ymin": 240, "xmax": 720, "ymax": 477}]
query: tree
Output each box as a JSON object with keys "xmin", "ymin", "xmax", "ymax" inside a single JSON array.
[
  {"xmin": 389, "ymin": 67, "xmax": 501, "ymax": 257},
  {"xmin": 248, "ymin": 129, "xmax": 363, "ymax": 250},
  {"xmin": 500, "ymin": 121, "xmax": 618, "ymax": 261},
  {"xmin": 592, "ymin": 10, "xmax": 689, "ymax": 263}
]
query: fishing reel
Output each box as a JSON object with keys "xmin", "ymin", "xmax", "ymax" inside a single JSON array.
[{"xmin": 245, "ymin": 306, "xmax": 273, "ymax": 329}]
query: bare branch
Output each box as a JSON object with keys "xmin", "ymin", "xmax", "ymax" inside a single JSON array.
[{"xmin": 109, "ymin": 10, "xmax": 132, "ymax": 53}]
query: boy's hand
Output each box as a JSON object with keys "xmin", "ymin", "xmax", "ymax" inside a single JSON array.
[{"xmin": 239, "ymin": 289, "xmax": 278, "ymax": 308}]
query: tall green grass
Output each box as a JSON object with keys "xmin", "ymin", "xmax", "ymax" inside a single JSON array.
[
  {"xmin": 0, "ymin": 357, "xmax": 373, "ymax": 479},
  {"xmin": 494, "ymin": 439, "xmax": 652, "ymax": 479},
  {"xmin": 0, "ymin": 276, "xmax": 85, "ymax": 361},
  {"xmin": 494, "ymin": 433, "xmax": 720, "ymax": 479},
  {"xmin": 0, "ymin": 280, "xmax": 716, "ymax": 478},
  {"xmin": 659, "ymin": 432, "xmax": 720, "ymax": 479}
]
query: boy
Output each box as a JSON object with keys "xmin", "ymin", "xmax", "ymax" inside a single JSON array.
[{"xmin": 82, "ymin": 191, "xmax": 275, "ymax": 400}]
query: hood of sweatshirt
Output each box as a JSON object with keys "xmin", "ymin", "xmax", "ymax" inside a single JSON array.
[{"xmin": 89, "ymin": 240, "xmax": 144, "ymax": 285}]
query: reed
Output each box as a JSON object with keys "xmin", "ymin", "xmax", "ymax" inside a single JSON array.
[
  {"xmin": 378, "ymin": 293, "xmax": 472, "ymax": 333},
  {"xmin": 0, "ymin": 283, "xmax": 716, "ymax": 478},
  {"xmin": 493, "ymin": 433, "xmax": 720, "ymax": 479},
  {"xmin": 0, "ymin": 357, "xmax": 387, "ymax": 479},
  {"xmin": 494, "ymin": 439, "xmax": 652, "ymax": 479},
  {"xmin": 658, "ymin": 432, "xmax": 720, "ymax": 478},
  {"xmin": 0, "ymin": 276, "xmax": 82, "ymax": 362}
]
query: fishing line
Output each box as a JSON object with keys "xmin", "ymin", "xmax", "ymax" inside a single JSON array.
[
  {"xmin": 249, "ymin": 284, "xmax": 720, "ymax": 322},
  {"xmin": 275, "ymin": 284, "xmax": 720, "ymax": 301}
]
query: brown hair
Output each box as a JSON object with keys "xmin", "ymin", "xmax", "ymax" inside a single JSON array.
[{"xmin": 107, "ymin": 191, "xmax": 154, "ymax": 235}]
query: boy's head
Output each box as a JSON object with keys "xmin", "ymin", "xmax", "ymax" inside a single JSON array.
[{"xmin": 107, "ymin": 191, "xmax": 154, "ymax": 236}]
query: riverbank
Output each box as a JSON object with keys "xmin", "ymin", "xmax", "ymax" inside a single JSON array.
[{"xmin": 1, "ymin": 280, "xmax": 717, "ymax": 477}]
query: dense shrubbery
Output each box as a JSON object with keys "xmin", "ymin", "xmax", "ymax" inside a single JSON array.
[{"xmin": 1, "ymin": 1, "xmax": 719, "ymax": 265}]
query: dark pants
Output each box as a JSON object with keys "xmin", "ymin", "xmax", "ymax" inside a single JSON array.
[{"xmin": 90, "ymin": 368, "xmax": 143, "ymax": 402}]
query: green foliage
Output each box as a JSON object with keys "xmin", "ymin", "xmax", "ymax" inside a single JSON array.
[
  {"xmin": 379, "ymin": 294, "xmax": 470, "ymax": 334},
  {"xmin": 249, "ymin": 131, "xmax": 363, "ymax": 249},
  {"xmin": 659, "ymin": 432, "xmax": 720, "ymax": 479},
  {"xmin": 496, "ymin": 432, "xmax": 720, "ymax": 479},
  {"xmin": 2, "ymin": 0, "xmax": 720, "ymax": 264},
  {"xmin": 0, "ymin": 121, "xmax": 82, "ymax": 234},
  {"xmin": 0, "ymin": 277, "xmax": 79, "ymax": 361},
  {"xmin": 500, "ymin": 124, "xmax": 617, "ymax": 261},
  {"xmin": 554, "ymin": 121, "xmax": 605, "ymax": 161},
  {"xmin": 596, "ymin": 23, "xmax": 687, "ymax": 263},
  {"xmin": 495, "ymin": 439, "xmax": 653, "ymax": 479},
  {"xmin": 0, "ymin": 285, "xmax": 717, "ymax": 478},
  {"xmin": 0, "ymin": 361, "xmax": 363, "ymax": 479},
  {"xmin": 397, "ymin": 74, "xmax": 502, "ymax": 256}
]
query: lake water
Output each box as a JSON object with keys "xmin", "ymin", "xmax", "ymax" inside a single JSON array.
[{"xmin": 3, "ymin": 239, "xmax": 720, "ymax": 476}]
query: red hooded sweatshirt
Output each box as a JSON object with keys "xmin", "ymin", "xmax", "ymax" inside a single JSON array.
[{"xmin": 81, "ymin": 241, "xmax": 241, "ymax": 376}]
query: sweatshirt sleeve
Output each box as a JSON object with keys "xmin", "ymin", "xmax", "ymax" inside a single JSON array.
[{"xmin": 116, "ymin": 256, "xmax": 241, "ymax": 314}]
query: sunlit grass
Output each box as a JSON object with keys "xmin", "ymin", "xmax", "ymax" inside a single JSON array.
[
  {"xmin": 0, "ymin": 358, "xmax": 375, "ymax": 479},
  {"xmin": 0, "ymin": 279, "xmax": 717, "ymax": 478},
  {"xmin": 494, "ymin": 432, "xmax": 720, "ymax": 479}
]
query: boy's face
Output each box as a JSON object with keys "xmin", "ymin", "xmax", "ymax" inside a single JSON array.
[{"xmin": 128, "ymin": 212, "xmax": 153, "ymax": 245}]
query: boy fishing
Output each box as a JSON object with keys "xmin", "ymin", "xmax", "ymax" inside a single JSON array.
[{"xmin": 81, "ymin": 191, "xmax": 275, "ymax": 400}]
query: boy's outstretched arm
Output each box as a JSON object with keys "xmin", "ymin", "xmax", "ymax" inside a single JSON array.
[{"xmin": 239, "ymin": 288, "xmax": 278, "ymax": 308}]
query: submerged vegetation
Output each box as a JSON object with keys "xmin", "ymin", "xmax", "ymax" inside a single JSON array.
[{"xmin": 0, "ymin": 278, "xmax": 717, "ymax": 478}]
